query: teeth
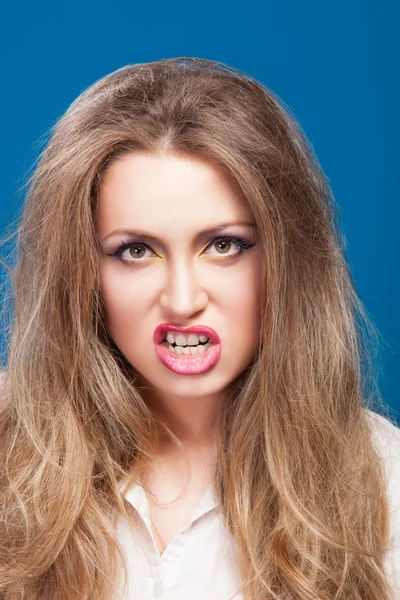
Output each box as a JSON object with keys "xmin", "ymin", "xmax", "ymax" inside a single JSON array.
[
  {"xmin": 167, "ymin": 342, "xmax": 210, "ymax": 355},
  {"xmin": 165, "ymin": 332, "xmax": 211, "ymax": 346},
  {"xmin": 176, "ymin": 333, "xmax": 192, "ymax": 346}
]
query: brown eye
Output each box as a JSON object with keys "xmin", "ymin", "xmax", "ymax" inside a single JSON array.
[
  {"xmin": 107, "ymin": 241, "xmax": 155, "ymax": 264},
  {"xmin": 205, "ymin": 235, "xmax": 255, "ymax": 259},
  {"xmin": 108, "ymin": 235, "xmax": 255, "ymax": 265},
  {"xmin": 215, "ymin": 240, "xmax": 232, "ymax": 254},
  {"xmin": 128, "ymin": 245, "xmax": 147, "ymax": 259}
]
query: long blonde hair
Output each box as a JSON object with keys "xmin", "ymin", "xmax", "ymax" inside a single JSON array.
[{"xmin": 0, "ymin": 57, "xmax": 396, "ymax": 599}]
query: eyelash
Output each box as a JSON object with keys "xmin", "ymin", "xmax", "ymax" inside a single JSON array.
[{"xmin": 107, "ymin": 235, "xmax": 256, "ymax": 265}]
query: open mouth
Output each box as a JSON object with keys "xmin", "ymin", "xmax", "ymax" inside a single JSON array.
[
  {"xmin": 161, "ymin": 337, "xmax": 212, "ymax": 356},
  {"xmin": 154, "ymin": 330, "xmax": 221, "ymax": 374}
]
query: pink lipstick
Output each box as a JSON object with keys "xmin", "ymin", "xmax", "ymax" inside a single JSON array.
[{"xmin": 153, "ymin": 323, "xmax": 221, "ymax": 375}]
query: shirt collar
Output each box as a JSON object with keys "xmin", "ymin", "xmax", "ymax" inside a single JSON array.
[{"xmin": 119, "ymin": 479, "xmax": 219, "ymax": 526}]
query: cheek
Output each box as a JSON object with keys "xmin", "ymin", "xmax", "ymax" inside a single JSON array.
[
  {"xmin": 99, "ymin": 260, "xmax": 262, "ymax": 333},
  {"xmin": 99, "ymin": 266, "xmax": 145, "ymax": 331},
  {"xmin": 220, "ymin": 267, "xmax": 262, "ymax": 353},
  {"xmin": 227, "ymin": 265, "xmax": 261, "ymax": 314}
]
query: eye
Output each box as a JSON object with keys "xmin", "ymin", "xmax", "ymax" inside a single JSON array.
[
  {"xmin": 106, "ymin": 235, "xmax": 255, "ymax": 265},
  {"xmin": 204, "ymin": 235, "xmax": 255, "ymax": 257},
  {"xmin": 107, "ymin": 241, "xmax": 155, "ymax": 264}
]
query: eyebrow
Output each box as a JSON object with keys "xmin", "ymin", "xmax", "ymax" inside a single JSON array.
[{"xmin": 101, "ymin": 221, "xmax": 257, "ymax": 244}]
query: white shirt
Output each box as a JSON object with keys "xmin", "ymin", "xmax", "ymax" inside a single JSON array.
[
  {"xmin": 368, "ymin": 409, "xmax": 400, "ymax": 597},
  {"xmin": 115, "ymin": 409, "xmax": 400, "ymax": 600}
]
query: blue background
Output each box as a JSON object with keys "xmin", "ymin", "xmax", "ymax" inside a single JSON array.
[{"xmin": 1, "ymin": 1, "xmax": 398, "ymax": 419}]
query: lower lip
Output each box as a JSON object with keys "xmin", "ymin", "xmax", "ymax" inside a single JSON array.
[{"xmin": 154, "ymin": 341, "xmax": 221, "ymax": 375}]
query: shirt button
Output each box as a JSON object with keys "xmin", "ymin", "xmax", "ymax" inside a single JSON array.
[{"xmin": 152, "ymin": 582, "xmax": 163, "ymax": 597}]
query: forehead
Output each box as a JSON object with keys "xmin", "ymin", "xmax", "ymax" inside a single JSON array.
[{"xmin": 96, "ymin": 152, "xmax": 254, "ymax": 239}]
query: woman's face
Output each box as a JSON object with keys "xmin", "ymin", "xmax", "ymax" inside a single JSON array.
[{"xmin": 96, "ymin": 152, "xmax": 262, "ymax": 403}]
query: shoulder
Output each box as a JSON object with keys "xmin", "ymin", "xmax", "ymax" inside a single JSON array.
[
  {"xmin": 364, "ymin": 408, "xmax": 400, "ymax": 469},
  {"xmin": 363, "ymin": 408, "xmax": 400, "ymax": 497},
  {"xmin": 363, "ymin": 407, "xmax": 400, "ymax": 521},
  {"xmin": 364, "ymin": 408, "xmax": 400, "ymax": 591}
]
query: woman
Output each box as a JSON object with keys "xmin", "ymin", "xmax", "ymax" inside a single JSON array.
[{"xmin": 0, "ymin": 57, "xmax": 399, "ymax": 600}]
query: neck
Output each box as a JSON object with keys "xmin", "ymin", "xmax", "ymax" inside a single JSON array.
[{"xmin": 139, "ymin": 385, "xmax": 224, "ymax": 456}]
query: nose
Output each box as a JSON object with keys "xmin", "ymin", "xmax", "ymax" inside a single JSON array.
[{"xmin": 159, "ymin": 259, "xmax": 208, "ymax": 320}]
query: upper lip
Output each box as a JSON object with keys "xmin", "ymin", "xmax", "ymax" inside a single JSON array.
[{"xmin": 154, "ymin": 323, "xmax": 220, "ymax": 345}]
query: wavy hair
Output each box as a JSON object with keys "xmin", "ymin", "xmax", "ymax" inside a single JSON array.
[{"xmin": 0, "ymin": 57, "xmax": 397, "ymax": 599}]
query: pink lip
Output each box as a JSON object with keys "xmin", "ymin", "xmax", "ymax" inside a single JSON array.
[{"xmin": 153, "ymin": 323, "xmax": 221, "ymax": 375}]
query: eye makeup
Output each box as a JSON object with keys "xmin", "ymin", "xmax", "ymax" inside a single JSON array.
[{"xmin": 106, "ymin": 234, "xmax": 256, "ymax": 265}]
